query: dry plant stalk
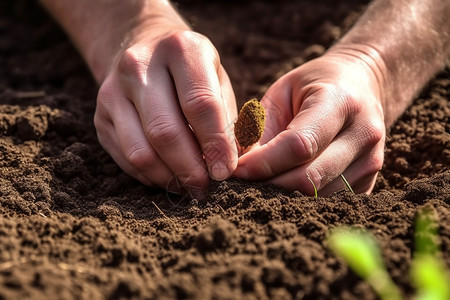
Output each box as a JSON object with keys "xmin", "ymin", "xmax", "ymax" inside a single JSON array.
[{"xmin": 151, "ymin": 201, "xmax": 177, "ymax": 229}]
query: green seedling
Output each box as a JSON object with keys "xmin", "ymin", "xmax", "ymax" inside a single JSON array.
[
  {"xmin": 306, "ymin": 173, "xmax": 318, "ymax": 199},
  {"xmin": 328, "ymin": 206, "xmax": 450, "ymax": 300},
  {"xmin": 340, "ymin": 174, "xmax": 354, "ymax": 194},
  {"xmin": 305, "ymin": 173, "xmax": 353, "ymax": 199},
  {"xmin": 328, "ymin": 227, "xmax": 402, "ymax": 300},
  {"xmin": 411, "ymin": 206, "xmax": 450, "ymax": 300}
]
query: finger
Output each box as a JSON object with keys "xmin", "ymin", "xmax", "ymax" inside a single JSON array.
[
  {"xmin": 265, "ymin": 120, "xmax": 384, "ymax": 195},
  {"xmin": 129, "ymin": 61, "xmax": 210, "ymax": 192},
  {"xmin": 259, "ymin": 78, "xmax": 295, "ymax": 144},
  {"xmin": 165, "ymin": 32, "xmax": 238, "ymax": 181},
  {"xmin": 98, "ymin": 120, "xmax": 169, "ymax": 187},
  {"xmin": 235, "ymin": 84, "xmax": 351, "ymax": 180},
  {"xmin": 317, "ymin": 140, "xmax": 384, "ymax": 195},
  {"xmin": 219, "ymin": 66, "xmax": 239, "ymax": 121},
  {"xmin": 95, "ymin": 82, "xmax": 178, "ymax": 190}
]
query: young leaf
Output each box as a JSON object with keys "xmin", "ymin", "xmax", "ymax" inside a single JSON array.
[
  {"xmin": 328, "ymin": 227, "xmax": 402, "ymax": 300},
  {"xmin": 411, "ymin": 207, "xmax": 450, "ymax": 300},
  {"xmin": 412, "ymin": 255, "xmax": 449, "ymax": 300}
]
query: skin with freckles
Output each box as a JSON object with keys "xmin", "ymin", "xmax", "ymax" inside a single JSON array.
[{"xmin": 39, "ymin": 0, "xmax": 449, "ymax": 197}]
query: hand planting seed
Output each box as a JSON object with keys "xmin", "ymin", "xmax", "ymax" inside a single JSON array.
[{"xmin": 234, "ymin": 98, "xmax": 265, "ymax": 149}]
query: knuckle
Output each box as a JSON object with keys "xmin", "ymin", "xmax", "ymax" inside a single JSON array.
[
  {"xmin": 117, "ymin": 48, "xmax": 147, "ymax": 82},
  {"xmin": 325, "ymin": 84, "xmax": 364, "ymax": 119},
  {"xmin": 357, "ymin": 149, "xmax": 384, "ymax": 182},
  {"xmin": 183, "ymin": 87, "xmax": 218, "ymax": 116},
  {"xmin": 368, "ymin": 150, "xmax": 384, "ymax": 174},
  {"xmin": 93, "ymin": 120, "xmax": 109, "ymax": 150},
  {"xmin": 162, "ymin": 31, "xmax": 219, "ymax": 67},
  {"xmin": 163, "ymin": 30, "xmax": 212, "ymax": 52},
  {"xmin": 94, "ymin": 81, "xmax": 116, "ymax": 130},
  {"xmin": 145, "ymin": 116, "xmax": 181, "ymax": 147},
  {"xmin": 93, "ymin": 111, "xmax": 102, "ymax": 131},
  {"xmin": 96, "ymin": 79, "xmax": 115, "ymax": 107},
  {"xmin": 285, "ymin": 130, "xmax": 320, "ymax": 162},
  {"xmin": 363, "ymin": 117, "xmax": 385, "ymax": 146},
  {"xmin": 338, "ymin": 91, "xmax": 363, "ymax": 118},
  {"xmin": 126, "ymin": 144, "xmax": 157, "ymax": 170}
]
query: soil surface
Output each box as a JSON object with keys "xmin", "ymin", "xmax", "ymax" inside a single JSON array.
[{"xmin": 1, "ymin": 1, "xmax": 449, "ymax": 299}]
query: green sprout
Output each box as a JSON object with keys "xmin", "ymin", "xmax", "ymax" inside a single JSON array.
[
  {"xmin": 411, "ymin": 206, "xmax": 450, "ymax": 300},
  {"xmin": 328, "ymin": 206, "xmax": 450, "ymax": 300},
  {"xmin": 340, "ymin": 174, "xmax": 354, "ymax": 194},
  {"xmin": 306, "ymin": 173, "xmax": 318, "ymax": 199},
  {"xmin": 328, "ymin": 227, "xmax": 402, "ymax": 300},
  {"xmin": 305, "ymin": 173, "xmax": 353, "ymax": 199}
]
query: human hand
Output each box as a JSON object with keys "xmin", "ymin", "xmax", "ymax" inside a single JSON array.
[
  {"xmin": 234, "ymin": 46, "xmax": 387, "ymax": 195},
  {"xmin": 94, "ymin": 25, "xmax": 238, "ymax": 197}
]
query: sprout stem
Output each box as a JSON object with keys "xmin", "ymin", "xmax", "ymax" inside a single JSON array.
[
  {"xmin": 340, "ymin": 174, "xmax": 354, "ymax": 194},
  {"xmin": 306, "ymin": 173, "xmax": 318, "ymax": 199}
]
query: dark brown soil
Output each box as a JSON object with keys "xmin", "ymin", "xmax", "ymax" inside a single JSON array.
[{"xmin": 1, "ymin": 1, "xmax": 449, "ymax": 299}]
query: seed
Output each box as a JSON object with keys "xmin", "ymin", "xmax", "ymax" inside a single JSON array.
[{"xmin": 234, "ymin": 98, "xmax": 265, "ymax": 148}]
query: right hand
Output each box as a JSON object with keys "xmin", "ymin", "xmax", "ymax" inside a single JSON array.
[
  {"xmin": 235, "ymin": 46, "xmax": 387, "ymax": 195},
  {"xmin": 94, "ymin": 26, "xmax": 238, "ymax": 197}
]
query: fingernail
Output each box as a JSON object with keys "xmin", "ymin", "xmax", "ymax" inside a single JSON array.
[{"xmin": 210, "ymin": 160, "xmax": 229, "ymax": 181}]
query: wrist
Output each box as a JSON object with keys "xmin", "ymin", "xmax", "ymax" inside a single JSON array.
[{"xmin": 82, "ymin": 0, "xmax": 190, "ymax": 83}]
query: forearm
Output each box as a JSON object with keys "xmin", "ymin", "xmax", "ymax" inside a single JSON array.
[
  {"xmin": 39, "ymin": 0, "xmax": 189, "ymax": 83},
  {"xmin": 330, "ymin": 0, "xmax": 450, "ymax": 127}
]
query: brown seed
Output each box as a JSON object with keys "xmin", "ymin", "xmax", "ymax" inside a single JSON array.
[{"xmin": 234, "ymin": 98, "xmax": 265, "ymax": 148}]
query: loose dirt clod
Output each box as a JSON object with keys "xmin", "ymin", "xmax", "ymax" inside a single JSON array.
[{"xmin": 234, "ymin": 98, "xmax": 265, "ymax": 148}]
